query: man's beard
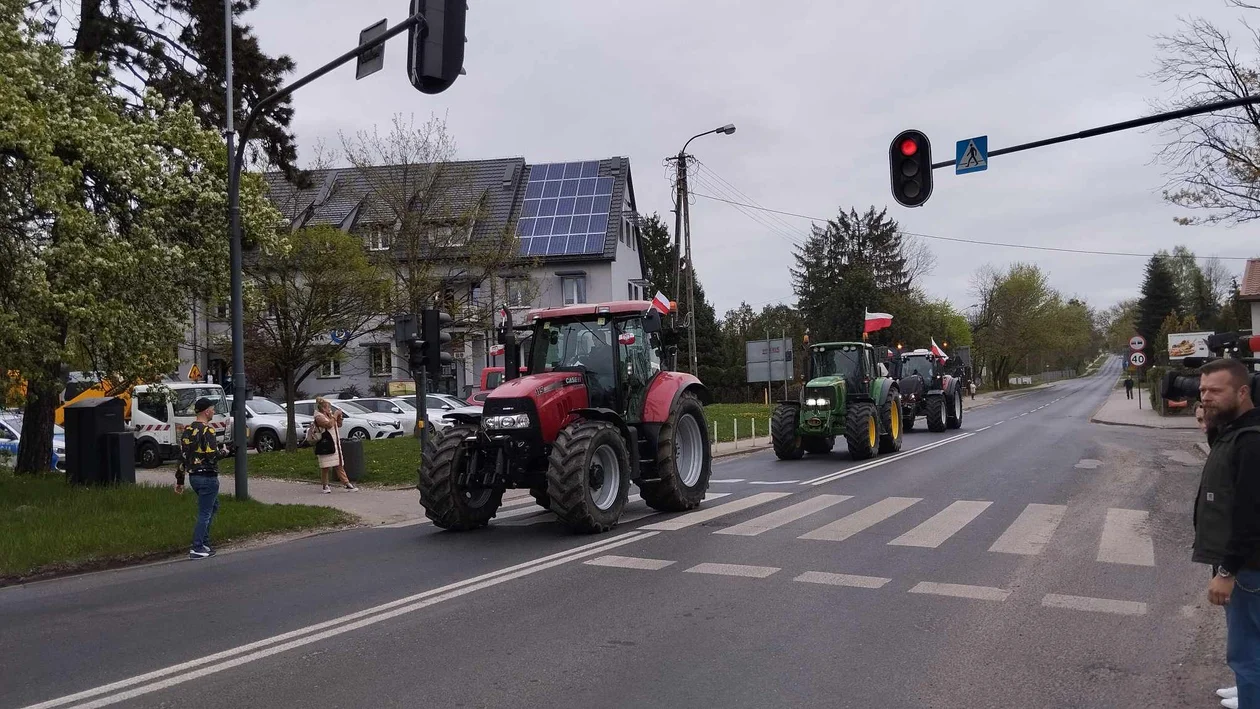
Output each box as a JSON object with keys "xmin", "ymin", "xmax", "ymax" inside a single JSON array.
[{"xmin": 1204, "ymin": 400, "xmax": 1241, "ymax": 427}]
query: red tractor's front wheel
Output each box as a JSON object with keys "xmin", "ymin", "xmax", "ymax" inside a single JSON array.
[
  {"xmin": 547, "ymin": 420, "xmax": 631, "ymax": 533},
  {"xmin": 418, "ymin": 424, "xmax": 504, "ymax": 530},
  {"xmin": 639, "ymin": 392, "xmax": 712, "ymax": 512}
]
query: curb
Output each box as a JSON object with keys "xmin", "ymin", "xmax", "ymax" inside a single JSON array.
[
  {"xmin": 712, "ymin": 443, "xmax": 773, "ymax": 460},
  {"xmin": 1087, "ymin": 416, "xmax": 1198, "ymax": 431}
]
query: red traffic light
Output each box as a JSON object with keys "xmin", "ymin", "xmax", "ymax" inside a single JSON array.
[{"xmin": 899, "ymin": 139, "xmax": 918, "ymax": 157}]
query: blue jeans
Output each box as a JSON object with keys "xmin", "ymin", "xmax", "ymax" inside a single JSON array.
[
  {"xmin": 1229, "ymin": 568, "xmax": 1260, "ymax": 709},
  {"xmin": 189, "ymin": 475, "xmax": 220, "ymax": 551}
]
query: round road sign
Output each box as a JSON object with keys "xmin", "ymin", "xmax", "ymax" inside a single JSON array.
[
  {"xmin": 1129, "ymin": 335, "xmax": 1146, "ymax": 351},
  {"xmin": 1130, "ymin": 351, "xmax": 1147, "ymax": 367}
]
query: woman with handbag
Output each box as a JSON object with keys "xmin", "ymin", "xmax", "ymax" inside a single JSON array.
[{"xmin": 312, "ymin": 397, "xmax": 357, "ymax": 493}]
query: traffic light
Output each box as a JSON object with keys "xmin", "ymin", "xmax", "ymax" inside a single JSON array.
[
  {"xmin": 889, "ymin": 129, "xmax": 933, "ymax": 208},
  {"xmin": 422, "ymin": 309, "xmax": 453, "ymax": 378},
  {"xmin": 407, "ymin": 0, "xmax": 467, "ymax": 95}
]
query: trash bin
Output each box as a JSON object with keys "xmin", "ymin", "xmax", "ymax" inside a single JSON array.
[
  {"xmin": 63, "ymin": 397, "xmax": 125, "ymax": 485},
  {"xmin": 102, "ymin": 431, "xmax": 136, "ymax": 484},
  {"xmin": 342, "ymin": 438, "xmax": 365, "ymax": 482}
]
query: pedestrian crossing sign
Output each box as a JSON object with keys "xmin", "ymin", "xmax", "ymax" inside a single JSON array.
[
  {"xmin": 187, "ymin": 364, "xmax": 202, "ymax": 381},
  {"xmin": 956, "ymin": 136, "xmax": 988, "ymax": 175}
]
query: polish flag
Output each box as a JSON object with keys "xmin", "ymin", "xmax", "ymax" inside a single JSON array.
[
  {"xmin": 930, "ymin": 338, "xmax": 949, "ymax": 360},
  {"xmin": 864, "ymin": 310, "xmax": 893, "ymax": 334},
  {"xmin": 650, "ymin": 291, "xmax": 672, "ymax": 315},
  {"xmin": 489, "ymin": 344, "xmax": 505, "ymax": 357}
]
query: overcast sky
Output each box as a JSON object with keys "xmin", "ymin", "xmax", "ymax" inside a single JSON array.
[{"xmin": 245, "ymin": 0, "xmax": 1258, "ymax": 317}]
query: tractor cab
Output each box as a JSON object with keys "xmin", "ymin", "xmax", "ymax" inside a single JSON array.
[{"xmin": 807, "ymin": 342, "xmax": 879, "ymax": 397}]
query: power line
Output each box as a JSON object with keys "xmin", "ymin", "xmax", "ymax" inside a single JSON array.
[
  {"xmin": 689, "ymin": 191, "xmax": 1256, "ymax": 262},
  {"xmin": 688, "ymin": 172, "xmax": 807, "ymax": 247}
]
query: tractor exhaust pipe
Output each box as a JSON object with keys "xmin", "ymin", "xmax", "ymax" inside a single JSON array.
[{"xmin": 498, "ymin": 305, "xmax": 520, "ymax": 382}]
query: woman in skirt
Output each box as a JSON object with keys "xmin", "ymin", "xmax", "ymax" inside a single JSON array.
[{"xmin": 313, "ymin": 397, "xmax": 358, "ymax": 493}]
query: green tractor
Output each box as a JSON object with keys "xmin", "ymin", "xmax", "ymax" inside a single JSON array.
[{"xmin": 771, "ymin": 341, "xmax": 903, "ymax": 461}]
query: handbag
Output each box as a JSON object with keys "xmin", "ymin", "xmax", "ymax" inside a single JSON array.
[{"xmin": 314, "ymin": 429, "xmax": 335, "ymax": 455}]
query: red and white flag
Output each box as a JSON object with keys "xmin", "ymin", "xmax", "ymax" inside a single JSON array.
[
  {"xmin": 864, "ymin": 309, "xmax": 893, "ymax": 334},
  {"xmin": 488, "ymin": 344, "xmax": 505, "ymax": 357},
  {"xmin": 930, "ymin": 338, "xmax": 949, "ymax": 360},
  {"xmin": 650, "ymin": 291, "xmax": 672, "ymax": 315}
]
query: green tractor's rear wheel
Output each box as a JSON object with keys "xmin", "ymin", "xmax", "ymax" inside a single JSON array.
[
  {"xmin": 803, "ymin": 436, "xmax": 835, "ymax": 455},
  {"xmin": 926, "ymin": 393, "xmax": 947, "ymax": 432},
  {"xmin": 771, "ymin": 403, "xmax": 805, "ymax": 460},
  {"xmin": 845, "ymin": 402, "xmax": 879, "ymax": 461},
  {"xmin": 878, "ymin": 393, "xmax": 904, "ymax": 454}
]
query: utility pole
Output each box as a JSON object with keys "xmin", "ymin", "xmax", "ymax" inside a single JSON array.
[
  {"xmin": 672, "ymin": 151, "xmax": 689, "ymax": 372},
  {"xmin": 224, "ymin": 0, "xmax": 246, "ymax": 498},
  {"xmin": 684, "ymin": 172, "xmax": 697, "ymax": 375}
]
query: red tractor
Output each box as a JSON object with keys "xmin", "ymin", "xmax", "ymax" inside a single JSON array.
[{"xmin": 419, "ymin": 300, "xmax": 713, "ymax": 533}]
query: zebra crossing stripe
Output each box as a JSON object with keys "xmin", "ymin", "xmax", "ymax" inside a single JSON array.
[
  {"xmin": 684, "ymin": 562, "xmax": 779, "ymax": 578},
  {"xmin": 715, "ymin": 494, "xmax": 851, "ymax": 537},
  {"xmin": 909, "ymin": 581, "xmax": 1010, "ymax": 602},
  {"xmin": 988, "ymin": 503, "xmax": 1066, "ymax": 556},
  {"xmin": 1042, "ymin": 593, "xmax": 1147, "ymax": 616},
  {"xmin": 619, "ymin": 493, "xmax": 730, "ymax": 525},
  {"xmin": 798, "ymin": 497, "xmax": 921, "ymax": 542},
  {"xmin": 889, "ymin": 500, "xmax": 992, "ymax": 548},
  {"xmin": 584, "ymin": 555, "xmax": 675, "ymax": 571},
  {"xmin": 641, "ymin": 493, "xmax": 789, "ymax": 531},
  {"xmin": 794, "ymin": 571, "xmax": 890, "ymax": 589},
  {"xmin": 1096, "ymin": 508, "xmax": 1155, "ymax": 566}
]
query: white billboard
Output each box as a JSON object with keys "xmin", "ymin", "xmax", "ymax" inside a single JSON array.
[
  {"xmin": 1167, "ymin": 331, "xmax": 1214, "ymax": 361},
  {"xmin": 746, "ymin": 338, "xmax": 793, "ymax": 383}
]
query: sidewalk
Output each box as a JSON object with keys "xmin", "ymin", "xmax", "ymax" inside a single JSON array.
[{"xmin": 1090, "ymin": 387, "xmax": 1198, "ymax": 430}]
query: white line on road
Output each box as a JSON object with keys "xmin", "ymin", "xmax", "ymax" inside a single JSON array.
[
  {"xmin": 1097, "ymin": 508, "xmax": 1156, "ymax": 566},
  {"xmin": 994, "ymin": 421, "xmax": 1005, "ymax": 426},
  {"xmin": 975, "ymin": 425, "xmax": 992, "ymax": 432},
  {"xmin": 802, "ymin": 433, "xmax": 976, "ymax": 486},
  {"xmin": 909, "ymin": 581, "xmax": 1010, "ymax": 602},
  {"xmin": 684, "ymin": 562, "xmax": 780, "ymax": 578},
  {"xmin": 988, "ymin": 503, "xmax": 1066, "ymax": 556},
  {"xmin": 619, "ymin": 493, "xmax": 730, "ymax": 524},
  {"xmin": 709, "ymin": 479, "xmax": 745, "ymax": 483},
  {"xmin": 641, "ymin": 492, "xmax": 790, "ymax": 531},
  {"xmin": 799, "ymin": 497, "xmax": 921, "ymax": 542},
  {"xmin": 888, "ymin": 500, "xmax": 993, "ymax": 548},
  {"xmin": 748, "ymin": 479, "xmax": 800, "ymax": 485},
  {"xmin": 23, "ymin": 531, "xmax": 657, "ymax": 709},
  {"xmin": 584, "ymin": 554, "xmax": 675, "ymax": 571},
  {"xmin": 715, "ymin": 494, "xmax": 851, "ymax": 537},
  {"xmin": 793, "ymin": 571, "xmax": 890, "ymax": 589},
  {"xmin": 1041, "ymin": 593, "xmax": 1147, "ymax": 616}
]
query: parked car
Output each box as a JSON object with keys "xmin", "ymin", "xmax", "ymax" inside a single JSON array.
[
  {"xmin": 287, "ymin": 399, "xmax": 402, "ymax": 441},
  {"xmin": 225, "ymin": 396, "xmax": 313, "ymax": 453},
  {"xmin": 390, "ymin": 394, "xmax": 482, "ymax": 432},
  {"xmin": 0, "ymin": 414, "xmax": 65, "ymax": 471},
  {"xmin": 352, "ymin": 397, "xmax": 421, "ymax": 434}
]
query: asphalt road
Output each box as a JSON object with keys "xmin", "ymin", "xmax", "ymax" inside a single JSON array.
[{"xmin": 1, "ymin": 357, "xmax": 1225, "ymax": 709}]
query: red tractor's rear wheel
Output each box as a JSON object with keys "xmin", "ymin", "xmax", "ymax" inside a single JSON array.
[
  {"xmin": 639, "ymin": 392, "xmax": 712, "ymax": 512},
  {"xmin": 547, "ymin": 420, "xmax": 631, "ymax": 533},
  {"xmin": 418, "ymin": 424, "xmax": 504, "ymax": 530}
]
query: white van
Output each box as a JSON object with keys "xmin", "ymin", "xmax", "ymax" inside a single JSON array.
[{"xmin": 131, "ymin": 383, "xmax": 233, "ymax": 468}]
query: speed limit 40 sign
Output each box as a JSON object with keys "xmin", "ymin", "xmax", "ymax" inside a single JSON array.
[{"xmin": 1130, "ymin": 351, "xmax": 1147, "ymax": 367}]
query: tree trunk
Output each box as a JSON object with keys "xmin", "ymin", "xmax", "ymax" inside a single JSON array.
[
  {"xmin": 283, "ymin": 369, "xmax": 298, "ymax": 452},
  {"xmin": 16, "ymin": 378, "xmax": 57, "ymax": 475}
]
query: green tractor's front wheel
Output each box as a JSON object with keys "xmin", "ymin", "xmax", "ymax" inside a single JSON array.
[
  {"xmin": 878, "ymin": 393, "xmax": 904, "ymax": 454},
  {"xmin": 845, "ymin": 402, "xmax": 879, "ymax": 461},
  {"xmin": 771, "ymin": 403, "xmax": 805, "ymax": 460}
]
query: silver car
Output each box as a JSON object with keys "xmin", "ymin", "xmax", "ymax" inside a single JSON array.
[{"xmin": 226, "ymin": 397, "xmax": 313, "ymax": 453}]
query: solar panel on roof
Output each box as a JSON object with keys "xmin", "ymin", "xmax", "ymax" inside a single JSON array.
[{"xmin": 517, "ymin": 161, "xmax": 614, "ymax": 257}]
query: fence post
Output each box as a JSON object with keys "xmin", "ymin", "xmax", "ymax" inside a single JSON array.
[
  {"xmin": 712, "ymin": 420, "xmax": 717, "ymax": 447},
  {"xmin": 752, "ymin": 418, "xmax": 756, "ymax": 446},
  {"xmin": 734, "ymin": 419, "xmax": 738, "ymax": 449}
]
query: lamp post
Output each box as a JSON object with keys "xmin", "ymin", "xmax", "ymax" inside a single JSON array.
[{"xmin": 672, "ymin": 123, "xmax": 735, "ymax": 375}]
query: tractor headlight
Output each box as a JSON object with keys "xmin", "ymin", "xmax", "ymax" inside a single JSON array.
[
  {"xmin": 484, "ymin": 413, "xmax": 530, "ymax": 430},
  {"xmin": 805, "ymin": 397, "xmax": 830, "ymax": 408}
]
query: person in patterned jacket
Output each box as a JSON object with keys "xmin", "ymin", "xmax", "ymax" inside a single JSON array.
[{"xmin": 175, "ymin": 397, "xmax": 228, "ymax": 559}]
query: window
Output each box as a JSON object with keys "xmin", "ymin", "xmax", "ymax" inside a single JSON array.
[
  {"xmin": 215, "ymin": 301, "xmax": 228, "ymax": 318},
  {"xmin": 173, "ymin": 389, "xmax": 198, "ymax": 417},
  {"xmin": 628, "ymin": 283, "xmax": 635, "ymax": 300},
  {"xmin": 506, "ymin": 279, "xmax": 529, "ymax": 307},
  {"xmin": 320, "ymin": 359, "xmax": 341, "ymax": 378},
  {"xmin": 561, "ymin": 276, "xmax": 586, "ymax": 305},
  {"xmin": 369, "ymin": 345, "xmax": 392, "ymax": 377},
  {"xmin": 136, "ymin": 393, "xmax": 169, "ymax": 422},
  {"xmin": 293, "ymin": 403, "xmax": 314, "ymax": 416},
  {"xmin": 367, "ymin": 226, "xmax": 391, "ymax": 252},
  {"xmin": 432, "ymin": 222, "xmax": 472, "ymax": 247}
]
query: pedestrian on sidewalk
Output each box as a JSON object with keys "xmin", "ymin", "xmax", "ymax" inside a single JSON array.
[
  {"xmin": 969, "ymin": 379, "xmax": 976, "ymax": 400},
  {"xmin": 1124, "ymin": 375, "xmax": 1134, "ymax": 400},
  {"xmin": 1192, "ymin": 359, "xmax": 1260, "ymax": 709},
  {"xmin": 174, "ymin": 397, "xmax": 229, "ymax": 560},
  {"xmin": 313, "ymin": 397, "xmax": 357, "ymax": 494}
]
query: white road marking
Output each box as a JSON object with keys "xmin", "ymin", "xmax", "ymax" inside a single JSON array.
[
  {"xmin": 909, "ymin": 581, "xmax": 1010, "ymax": 601},
  {"xmin": 748, "ymin": 479, "xmax": 800, "ymax": 485},
  {"xmin": 889, "ymin": 500, "xmax": 992, "ymax": 548},
  {"xmin": 684, "ymin": 562, "xmax": 779, "ymax": 578},
  {"xmin": 802, "ymin": 433, "xmax": 975, "ymax": 486},
  {"xmin": 793, "ymin": 571, "xmax": 890, "ymax": 589},
  {"xmin": 1097, "ymin": 508, "xmax": 1156, "ymax": 566},
  {"xmin": 620, "ymin": 493, "xmax": 730, "ymax": 524},
  {"xmin": 497, "ymin": 512, "xmax": 554, "ymax": 527},
  {"xmin": 988, "ymin": 503, "xmax": 1067, "ymax": 556},
  {"xmin": 799, "ymin": 497, "xmax": 921, "ymax": 542},
  {"xmin": 1042, "ymin": 593, "xmax": 1147, "ymax": 616},
  {"xmin": 641, "ymin": 492, "xmax": 790, "ymax": 531},
  {"xmin": 1019, "ymin": 413, "xmax": 1029, "ymax": 417},
  {"xmin": 584, "ymin": 554, "xmax": 675, "ymax": 571},
  {"xmin": 715, "ymin": 494, "xmax": 851, "ymax": 537},
  {"xmin": 976, "ymin": 425, "xmax": 992, "ymax": 432},
  {"xmin": 994, "ymin": 421, "xmax": 1005, "ymax": 426},
  {"xmin": 25, "ymin": 531, "xmax": 656, "ymax": 709},
  {"xmin": 709, "ymin": 479, "xmax": 745, "ymax": 483}
]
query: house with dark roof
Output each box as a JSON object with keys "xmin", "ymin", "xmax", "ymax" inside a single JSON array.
[{"xmin": 184, "ymin": 156, "xmax": 649, "ymax": 399}]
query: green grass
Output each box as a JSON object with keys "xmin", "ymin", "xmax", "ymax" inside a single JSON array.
[
  {"xmin": 704, "ymin": 403, "xmax": 774, "ymax": 443},
  {"xmin": 227, "ymin": 437, "xmax": 423, "ymax": 487},
  {"xmin": 0, "ymin": 471, "xmax": 354, "ymax": 582}
]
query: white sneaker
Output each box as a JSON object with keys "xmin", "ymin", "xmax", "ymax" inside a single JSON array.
[
  {"xmin": 344, "ymin": 484, "xmax": 358, "ymax": 491},
  {"xmin": 1218, "ymin": 687, "xmax": 1238, "ymax": 699},
  {"xmin": 1221, "ymin": 696, "xmax": 1238, "ymax": 709},
  {"xmin": 322, "ymin": 485, "xmax": 332, "ymax": 494}
]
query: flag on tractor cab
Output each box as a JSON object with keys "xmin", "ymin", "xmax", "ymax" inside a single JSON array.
[
  {"xmin": 930, "ymin": 338, "xmax": 949, "ymax": 360},
  {"xmin": 864, "ymin": 309, "xmax": 893, "ymax": 334},
  {"xmin": 650, "ymin": 291, "xmax": 672, "ymax": 315}
]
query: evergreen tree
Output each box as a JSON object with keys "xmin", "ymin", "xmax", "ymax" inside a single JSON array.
[
  {"xmin": 634, "ymin": 213, "xmax": 723, "ymax": 377},
  {"xmin": 1136, "ymin": 255, "xmax": 1182, "ymax": 350}
]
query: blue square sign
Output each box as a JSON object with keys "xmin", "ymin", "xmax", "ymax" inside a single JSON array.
[{"xmin": 956, "ymin": 136, "xmax": 988, "ymax": 175}]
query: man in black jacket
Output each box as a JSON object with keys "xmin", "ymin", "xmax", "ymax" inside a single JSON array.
[
  {"xmin": 1194, "ymin": 358, "xmax": 1260, "ymax": 708},
  {"xmin": 175, "ymin": 398, "xmax": 228, "ymax": 560}
]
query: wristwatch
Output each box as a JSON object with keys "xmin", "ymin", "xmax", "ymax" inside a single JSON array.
[{"xmin": 1217, "ymin": 568, "xmax": 1233, "ymax": 578}]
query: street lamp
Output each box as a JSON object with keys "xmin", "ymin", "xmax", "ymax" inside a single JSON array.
[{"xmin": 673, "ymin": 123, "xmax": 736, "ymax": 375}]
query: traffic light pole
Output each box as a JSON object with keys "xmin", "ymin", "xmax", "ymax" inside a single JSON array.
[
  {"xmin": 225, "ymin": 11, "xmax": 424, "ymax": 499},
  {"xmin": 928, "ymin": 92, "xmax": 1260, "ymax": 170}
]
